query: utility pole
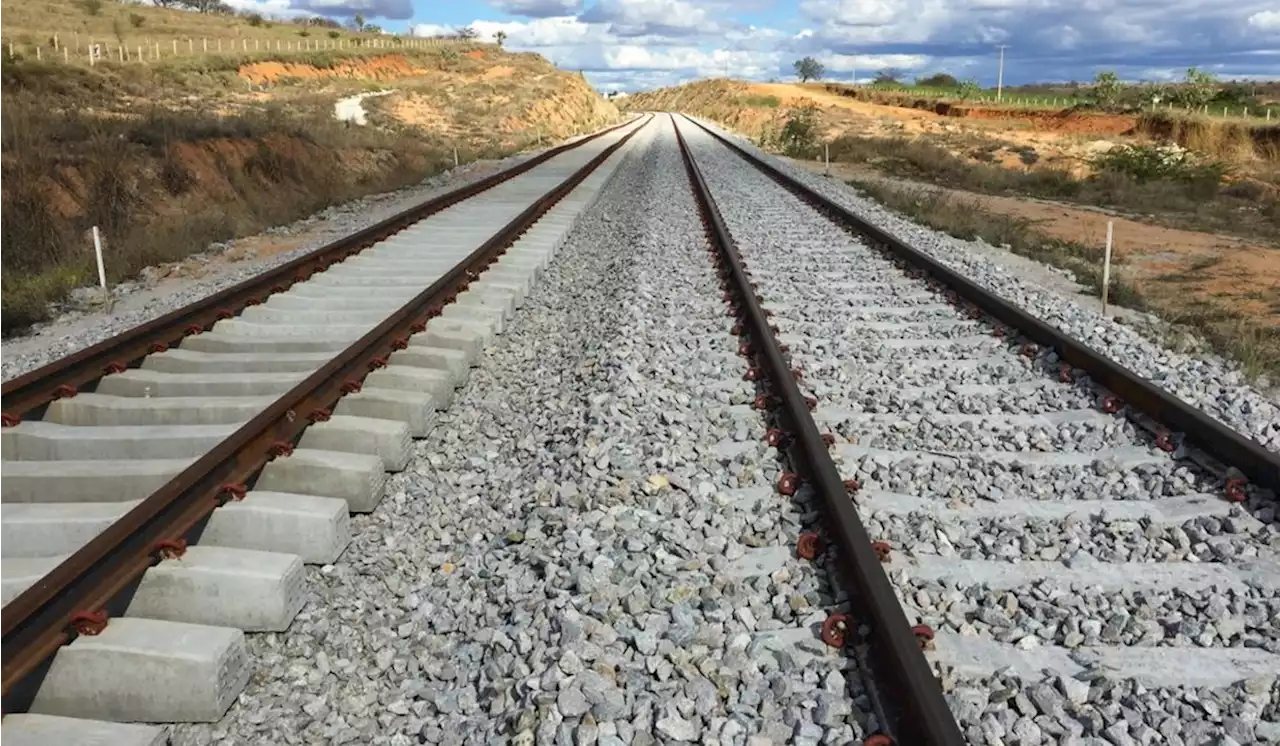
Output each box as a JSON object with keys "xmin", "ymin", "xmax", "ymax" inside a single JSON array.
[{"xmin": 996, "ymin": 44, "xmax": 1009, "ymax": 102}]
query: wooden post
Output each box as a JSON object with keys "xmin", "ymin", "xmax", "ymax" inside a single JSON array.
[
  {"xmin": 1101, "ymin": 220, "xmax": 1114, "ymax": 317},
  {"xmin": 173, "ymin": 39, "xmax": 178, "ymax": 55},
  {"xmin": 189, "ymin": 38, "xmax": 194, "ymax": 53},
  {"xmin": 204, "ymin": 38, "xmax": 208, "ymax": 52}
]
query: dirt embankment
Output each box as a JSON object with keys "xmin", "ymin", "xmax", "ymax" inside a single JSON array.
[{"xmin": 1, "ymin": 48, "xmax": 620, "ymax": 331}]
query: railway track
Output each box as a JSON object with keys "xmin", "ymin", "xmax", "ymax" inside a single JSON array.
[
  {"xmin": 672, "ymin": 114, "xmax": 1280, "ymax": 744},
  {"xmin": 1, "ymin": 115, "xmax": 651, "ymax": 743},
  {"xmin": 3, "ymin": 108, "xmax": 1277, "ymax": 746}
]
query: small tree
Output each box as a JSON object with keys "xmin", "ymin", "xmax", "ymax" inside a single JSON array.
[
  {"xmin": 916, "ymin": 72, "xmax": 958, "ymax": 89},
  {"xmin": 352, "ymin": 13, "xmax": 365, "ymax": 31},
  {"xmin": 456, "ymin": 25, "xmax": 478, "ymax": 39},
  {"xmin": 872, "ymin": 68, "xmax": 903, "ymax": 86},
  {"xmin": 793, "ymin": 57, "xmax": 824, "ymax": 83},
  {"xmin": 956, "ymin": 78, "xmax": 980, "ymax": 101},
  {"xmin": 494, "ymin": 30, "xmax": 507, "ymax": 47},
  {"xmin": 1091, "ymin": 71, "xmax": 1123, "ymax": 110},
  {"xmin": 1178, "ymin": 66, "xmax": 1218, "ymax": 109}
]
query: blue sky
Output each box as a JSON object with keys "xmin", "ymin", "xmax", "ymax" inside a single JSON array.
[{"xmin": 230, "ymin": 0, "xmax": 1280, "ymax": 92}]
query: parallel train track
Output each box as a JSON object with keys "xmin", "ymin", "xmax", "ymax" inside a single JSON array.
[
  {"xmin": 3, "ymin": 109, "xmax": 1277, "ymax": 746},
  {"xmin": 1, "ymin": 115, "xmax": 651, "ymax": 743}
]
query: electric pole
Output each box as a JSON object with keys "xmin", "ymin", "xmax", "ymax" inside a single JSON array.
[{"xmin": 996, "ymin": 44, "xmax": 1009, "ymax": 102}]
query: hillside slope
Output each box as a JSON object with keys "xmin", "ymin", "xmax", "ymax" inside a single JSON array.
[{"xmin": 1, "ymin": 0, "xmax": 620, "ymax": 332}]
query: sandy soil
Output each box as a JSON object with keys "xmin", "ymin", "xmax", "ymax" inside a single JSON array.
[{"xmin": 796, "ymin": 160, "xmax": 1280, "ymax": 327}]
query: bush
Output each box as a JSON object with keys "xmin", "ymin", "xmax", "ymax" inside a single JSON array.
[
  {"xmin": 128, "ymin": 12, "xmax": 146, "ymax": 28},
  {"xmin": 73, "ymin": 0, "xmax": 102, "ymax": 14},
  {"xmin": 245, "ymin": 12, "xmax": 264, "ymax": 27},
  {"xmin": 777, "ymin": 105, "xmax": 821, "ymax": 158},
  {"xmin": 1091, "ymin": 144, "xmax": 1227, "ymax": 189},
  {"xmin": 328, "ymin": 30, "xmax": 341, "ymax": 39}
]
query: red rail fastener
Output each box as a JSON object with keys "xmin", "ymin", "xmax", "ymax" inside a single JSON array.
[
  {"xmin": 911, "ymin": 624, "xmax": 936, "ymax": 650},
  {"xmin": 151, "ymin": 538, "xmax": 188, "ymax": 561},
  {"xmin": 268, "ymin": 441, "xmax": 294, "ymax": 459},
  {"xmin": 820, "ymin": 613, "xmax": 850, "ymax": 648},
  {"xmin": 103, "ymin": 361, "xmax": 127, "ymax": 375},
  {"xmin": 778, "ymin": 472, "xmax": 800, "ymax": 496},
  {"xmin": 967, "ymin": 306, "xmax": 982, "ymax": 320},
  {"xmin": 864, "ymin": 735, "xmax": 894, "ymax": 746},
  {"xmin": 271, "ymin": 284, "xmax": 286, "ymax": 294},
  {"xmin": 184, "ymin": 323, "xmax": 203, "ymax": 336},
  {"xmin": 1225, "ymin": 478, "xmax": 1247, "ymax": 503},
  {"xmin": 410, "ymin": 322, "xmax": 427, "ymax": 334},
  {"xmin": 391, "ymin": 338, "xmax": 409, "ymax": 350},
  {"xmin": 821, "ymin": 432, "xmax": 836, "ymax": 447},
  {"xmin": 443, "ymin": 293, "xmax": 457, "ymax": 305},
  {"xmin": 1101, "ymin": 396, "xmax": 1122, "ymax": 414},
  {"xmin": 1155, "ymin": 431, "xmax": 1177, "ymax": 452},
  {"xmin": 797, "ymin": 532, "xmax": 822, "ymax": 560},
  {"xmin": 294, "ymin": 272, "xmax": 310, "ymax": 283},
  {"xmin": 218, "ymin": 483, "xmax": 248, "ymax": 503},
  {"xmin": 754, "ymin": 393, "xmax": 773, "ymax": 411},
  {"xmin": 844, "ymin": 478, "xmax": 861, "ymax": 493},
  {"xmin": 791, "ymin": 367, "xmax": 804, "ymax": 380},
  {"xmin": 744, "ymin": 367, "xmax": 762, "ymax": 381},
  {"xmin": 1, "ymin": 413, "xmax": 21, "ymax": 427},
  {"xmin": 778, "ymin": 343, "xmax": 790, "ymax": 354},
  {"xmin": 722, "ymin": 292, "xmax": 733, "ymax": 302},
  {"xmin": 216, "ymin": 308, "xmax": 235, "ymax": 320},
  {"xmin": 308, "ymin": 408, "xmax": 332, "ymax": 423},
  {"xmin": 804, "ymin": 396, "xmax": 818, "ymax": 411},
  {"xmin": 1059, "ymin": 364, "xmax": 1074, "ymax": 383},
  {"xmin": 52, "ymin": 384, "xmax": 78, "ymax": 400},
  {"xmin": 993, "ymin": 326, "xmax": 1006, "ymax": 338},
  {"xmin": 245, "ymin": 298, "xmax": 261, "ymax": 306},
  {"xmin": 731, "ymin": 322, "xmax": 744, "ymax": 336},
  {"xmin": 149, "ymin": 342, "xmax": 169, "ymax": 354},
  {"xmin": 765, "ymin": 428, "xmax": 787, "ymax": 447},
  {"xmin": 70, "ymin": 610, "xmax": 108, "ymax": 636},
  {"xmin": 872, "ymin": 541, "xmax": 892, "ymax": 563},
  {"xmin": 1020, "ymin": 343, "xmax": 1037, "ymax": 358},
  {"xmin": 738, "ymin": 342, "xmax": 753, "ymax": 357},
  {"xmin": 368, "ymin": 356, "xmax": 389, "ymax": 370},
  {"xmin": 341, "ymin": 380, "xmax": 363, "ymax": 394}
]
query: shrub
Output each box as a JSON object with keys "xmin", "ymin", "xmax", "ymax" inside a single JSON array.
[
  {"xmin": 245, "ymin": 12, "xmax": 264, "ymax": 27},
  {"xmin": 128, "ymin": 12, "xmax": 146, "ymax": 28},
  {"xmin": 328, "ymin": 30, "xmax": 341, "ymax": 39},
  {"xmin": 74, "ymin": 0, "xmax": 103, "ymax": 14},
  {"xmin": 1091, "ymin": 144, "xmax": 1227, "ymax": 188}
]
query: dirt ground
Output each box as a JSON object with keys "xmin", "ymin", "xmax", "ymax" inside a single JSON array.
[
  {"xmin": 795, "ymin": 160, "xmax": 1280, "ymax": 328},
  {"xmin": 746, "ymin": 83, "xmax": 1129, "ymax": 177}
]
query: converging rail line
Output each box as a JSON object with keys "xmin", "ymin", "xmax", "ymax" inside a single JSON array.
[
  {"xmin": 1, "ymin": 115, "xmax": 652, "ymax": 743},
  {"xmin": 2, "ymin": 109, "xmax": 1277, "ymax": 746},
  {"xmin": 673, "ymin": 112, "xmax": 1280, "ymax": 745}
]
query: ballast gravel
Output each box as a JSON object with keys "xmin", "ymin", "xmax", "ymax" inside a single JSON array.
[
  {"xmin": 169, "ymin": 117, "xmax": 874, "ymax": 746},
  {"xmin": 684, "ymin": 116, "xmax": 1280, "ymax": 454},
  {"xmin": 675, "ymin": 118, "xmax": 1280, "ymax": 744}
]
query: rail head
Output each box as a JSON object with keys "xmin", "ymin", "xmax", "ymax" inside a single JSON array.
[
  {"xmin": 0, "ymin": 115, "xmax": 653, "ymax": 704},
  {"xmin": 671, "ymin": 113, "xmax": 967, "ymax": 746},
  {"xmin": 677, "ymin": 113, "xmax": 1280, "ymax": 496}
]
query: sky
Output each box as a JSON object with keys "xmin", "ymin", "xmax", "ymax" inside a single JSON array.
[{"xmin": 228, "ymin": 0, "xmax": 1280, "ymax": 93}]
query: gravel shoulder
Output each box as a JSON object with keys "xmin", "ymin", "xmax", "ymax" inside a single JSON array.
[
  {"xmin": 0, "ymin": 151, "xmax": 546, "ymax": 383},
  {"xmin": 169, "ymin": 116, "xmax": 873, "ymax": 746},
  {"xmin": 684, "ymin": 117, "xmax": 1280, "ymax": 454}
]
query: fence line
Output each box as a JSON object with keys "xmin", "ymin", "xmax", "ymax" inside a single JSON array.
[
  {"xmin": 857, "ymin": 85, "xmax": 1275, "ymax": 122},
  {"xmin": 2, "ymin": 34, "xmax": 479, "ymax": 67}
]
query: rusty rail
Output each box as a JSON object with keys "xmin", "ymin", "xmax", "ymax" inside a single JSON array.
[
  {"xmin": 679, "ymin": 114, "xmax": 1280, "ymax": 495},
  {"xmin": 1, "ymin": 116, "xmax": 643, "ymax": 423},
  {"xmin": 672, "ymin": 115, "xmax": 966, "ymax": 746},
  {"xmin": 1, "ymin": 115, "xmax": 652, "ymax": 703}
]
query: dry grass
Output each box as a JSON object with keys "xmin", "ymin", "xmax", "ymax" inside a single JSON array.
[
  {"xmin": 825, "ymin": 134, "xmax": 1280, "ymax": 242},
  {"xmin": 849, "ymin": 177, "xmax": 1280, "ymax": 381},
  {"xmin": 0, "ymin": 8, "xmax": 618, "ymax": 333},
  {"xmin": 2, "ymin": 0, "xmax": 405, "ymax": 52}
]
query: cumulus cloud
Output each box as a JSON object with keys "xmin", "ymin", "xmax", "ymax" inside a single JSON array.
[
  {"xmin": 489, "ymin": 0, "xmax": 584, "ymax": 17},
  {"xmin": 407, "ymin": 0, "xmax": 1280, "ymax": 92}
]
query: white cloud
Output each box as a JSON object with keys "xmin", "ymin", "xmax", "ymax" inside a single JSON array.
[{"xmin": 1248, "ymin": 10, "xmax": 1280, "ymax": 31}]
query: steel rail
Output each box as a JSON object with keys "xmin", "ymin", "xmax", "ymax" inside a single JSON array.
[
  {"xmin": 672, "ymin": 114, "xmax": 967, "ymax": 746},
  {"xmin": 680, "ymin": 114, "xmax": 1280, "ymax": 495},
  {"xmin": 1, "ymin": 115, "xmax": 652, "ymax": 703},
  {"xmin": 1, "ymin": 115, "xmax": 644, "ymax": 423}
]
